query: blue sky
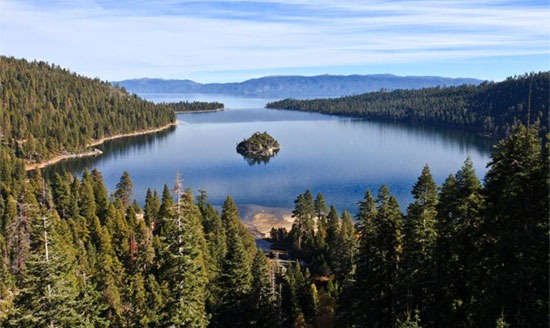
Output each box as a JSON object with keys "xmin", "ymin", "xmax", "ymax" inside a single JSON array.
[{"xmin": 1, "ymin": 0, "xmax": 548, "ymax": 82}]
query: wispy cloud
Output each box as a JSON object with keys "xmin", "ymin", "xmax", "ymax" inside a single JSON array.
[{"xmin": 1, "ymin": 0, "xmax": 548, "ymax": 82}]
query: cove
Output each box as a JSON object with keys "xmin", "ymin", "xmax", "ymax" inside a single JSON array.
[{"xmin": 43, "ymin": 94, "xmax": 493, "ymax": 214}]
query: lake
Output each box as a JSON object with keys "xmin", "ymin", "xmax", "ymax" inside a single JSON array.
[{"xmin": 44, "ymin": 93, "xmax": 493, "ymax": 215}]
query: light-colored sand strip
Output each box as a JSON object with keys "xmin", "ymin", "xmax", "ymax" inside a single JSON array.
[{"xmin": 25, "ymin": 121, "xmax": 177, "ymax": 171}]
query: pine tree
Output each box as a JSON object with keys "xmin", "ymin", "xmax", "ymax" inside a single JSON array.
[
  {"xmin": 303, "ymin": 283, "xmax": 319, "ymax": 326},
  {"xmin": 334, "ymin": 210, "xmax": 356, "ymax": 282},
  {"xmin": 8, "ymin": 209, "xmax": 81, "ymax": 327},
  {"xmin": 351, "ymin": 185, "xmax": 403, "ymax": 327},
  {"xmin": 114, "ymin": 171, "xmax": 133, "ymax": 208},
  {"xmin": 314, "ymin": 192, "xmax": 328, "ymax": 218},
  {"xmin": 144, "ymin": 188, "xmax": 160, "ymax": 229},
  {"xmin": 157, "ymin": 184, "xmax": 174, "ymax": 235},
  {"xmin": 314, "ymin": 193, "xmax": 328, "ymax": 251},
  {"xmin": 250, "ymin": 249, "xmax": 278, "ymax": 328},
  {"xmin": 90, "ymin": 169, "xmax": 109, "ymax": 223},
  {"xmin": 341, "ymin": 189, "xmax": 377, "ymax": 326},
  {"xmin": 280, "ymin": 264, "xmax": 301, "ymax": 328},
  {"xmin": 401, "ymin": 165, "xmax": 438, "ymax": 322},
  {"xmin": 199, "ymin": 196, "xmax": 227, "ymax": 307},
  {"xmin": 104, "ymin": 203, "xmax": 130, "ymax": 263},
  {"xmin": 52, "ymin": 173, "xmax": 71, "ymax": 220},
  {"xmin": 435, "ymin": 158, "xmax": 484, "ymax": 326},
  {"xmin": 79, "ymin": 175, "xmax": 96, "ymax": 223},
  {"xmin": 68, "ymin": 177, "xmax": 80, "ymax": 219},
  {"xmin": 376, "ymin": 187, "xmax": 403, "ymax": 327},
  {"xmin": 161, "ymin": 186, "xmax": 209, "ymax": 328},
  {"xmin": 325, "ymin": 205, "xmax": 340, "ymax": 272},
  {"xmin": 93, "ymin": 224, "xmax": 125, "ymax": 325},
  {"xmin": 476, "ymin": 126, "xmax": 548, "ymax": 326},
  {"xmin": 214, "ymin": 196, "xmax": 254, "ymax": 327},
  {"xmin": 220, "ymin": 196, "xmax": 256, "ymax": 263},
  {"xmin": 291, "ymin": 191, "xmax": 316, "ymax": 254},
  {"xmin": 433, "ymin": 174, "xmax": 460, "ymax": 325}
]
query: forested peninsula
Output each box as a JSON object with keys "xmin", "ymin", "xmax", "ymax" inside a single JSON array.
[
  {"xmin": 0, "ymin": 56, "xmax": 176, "ymax": 165},
  {"xmin": 267, "ymin": 72, "xmax": 549, "ymax": 138},
  {"xmin": 158, "ymin": 100, "xmax": 224, "ymax": 113}
]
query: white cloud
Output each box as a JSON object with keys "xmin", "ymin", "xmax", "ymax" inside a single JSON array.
[{"xmin": 1, "ymin": 0, "xmax": 548, "ymax": 81}]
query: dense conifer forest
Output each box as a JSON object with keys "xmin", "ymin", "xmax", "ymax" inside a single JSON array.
[
  {"xmin": 0, "ymin": 124, "xmax": 547, "ymax": 327},
  {"xmin": 266, "ymin": 72, "xmax": 549, "ymax": 138},
  {"xmin": 0, "ymin": 56, "xmax": 175, "ymax": 164},
  {"xmin": 0, "ymin": 57, "xmax": 547, "ymax": 327},
  {"xmin": 158, "ymin": 101, "xmax": 224, "ymax": 112}
]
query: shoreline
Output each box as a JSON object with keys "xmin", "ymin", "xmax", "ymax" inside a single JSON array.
[{"xmin": 25, "ymin": 121, "xmax": 177, "ymax": 171}]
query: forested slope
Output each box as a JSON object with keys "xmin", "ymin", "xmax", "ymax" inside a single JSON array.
[
  {"xmin": 267, "ymin": 72, "xmax": 549, "ymax": 138},
  {"xmin": 0, "ymin": 56, "xmax": 175, "ymax": 164}
]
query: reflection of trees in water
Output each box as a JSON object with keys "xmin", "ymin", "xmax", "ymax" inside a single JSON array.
[
  {"xmin": 42, "ymin": 126, "xmax": 176, "ymax": 179},
  {"xmin": 240, "ymin": 149, "xmax": 280, "ymax": 166},
  {"xmin": 346, "ymin": 118, "xmax": 494, "ymax": 155}
]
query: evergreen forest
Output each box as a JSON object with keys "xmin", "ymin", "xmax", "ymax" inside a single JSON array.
[
  {"xmin": 0, "ymin": 57, "xmax": 547, "ymax": 327},
  {"xmin": 266, "ymin": 72, "xmax": 549, "ymax": 138},
  {"xmin": 157, "ymin": 101, "xmax": 224, "ymax": 113},
  {"xmin": 0, "ymin": 56, "xmax": 176, "ymax": 164}
]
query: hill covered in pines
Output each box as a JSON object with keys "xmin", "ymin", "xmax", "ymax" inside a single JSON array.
[
  {"xmin": 0, "ymin": 56, "xmax": 176, "ymax": 165},
  {"xmin": 266, "ymin": 72, "xmax": 549, "ymax": 138}
]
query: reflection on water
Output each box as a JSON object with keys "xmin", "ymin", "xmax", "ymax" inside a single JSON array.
[
  {"xmin": 238, "ymin": 150, "xmax": 281, "ymax": 166},
  {"xmin": 42, "ymin": 126, "xmax": 176, "ymax": 180},
  {"xmin": 347, "ymin": 118, "xmax": 494, "ymax": 154},
  {"xmin": 43, "ymin": 95, "xmax": 494, "ymax": 213}
]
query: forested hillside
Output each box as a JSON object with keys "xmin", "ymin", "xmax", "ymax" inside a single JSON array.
[
  {"xmin": 0, "ymin": 124, "xmax": 547, "ymax": 327},
  {"xmin": 0, "ymin": 56, "xmax": 175, "ymax": 164},
  {"xmin": 267, "ymin": 72, "xmax": 549, "ymax": 138}
]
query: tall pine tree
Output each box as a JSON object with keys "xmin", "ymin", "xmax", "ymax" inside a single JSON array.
[
  {"xmin": 475, "ymin": 126, "xmax": 548, "ymax": 326},
  {"xmin": 401, "ymin": 165, "xmax": 438, "ymax": 323}
]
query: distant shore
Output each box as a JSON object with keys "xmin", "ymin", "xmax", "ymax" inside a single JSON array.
[
  {"xmin": 174, "ymin": 108, "xmax": 225, "ymax": 114},
  {"xmin": 25, "ymin": 121, "xmax": 177, "ymax": 171}
]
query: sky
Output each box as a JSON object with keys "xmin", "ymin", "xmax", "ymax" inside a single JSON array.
[{"xmin": 1, "ymin": 0, "xmax": 548, "ymax": 83}]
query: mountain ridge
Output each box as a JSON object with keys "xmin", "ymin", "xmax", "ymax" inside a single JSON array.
[{"xmin": 117, "ymin": 74, "xmax": 483, "ymax": 98}]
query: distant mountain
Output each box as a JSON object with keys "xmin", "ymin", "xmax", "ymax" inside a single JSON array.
[{"xmin": 117, "ymin": 74, "xmax": 483, "ymax": 99}]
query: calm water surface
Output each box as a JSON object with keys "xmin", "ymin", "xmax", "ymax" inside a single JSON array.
[{"xmin": 45, "ymin": 94, "xmax": 493, "ymax": 213}]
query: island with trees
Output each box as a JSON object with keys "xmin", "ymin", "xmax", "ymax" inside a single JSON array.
[{"xmin": 236, "ymin": 131, "xmax": 281, "ymax": 165}]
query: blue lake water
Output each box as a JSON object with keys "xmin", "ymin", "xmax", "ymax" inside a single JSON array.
[{"xmin": 44, "ymin": 94, "xmax": 493, "ymax": 214}]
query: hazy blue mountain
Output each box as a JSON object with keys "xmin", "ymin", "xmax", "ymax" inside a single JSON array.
[{"xmin": 117, "ymin": 74, "xmax": 483, "ymax": 99}]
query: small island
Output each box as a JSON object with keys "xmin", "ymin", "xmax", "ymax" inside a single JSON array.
[{"xmin": 236, "ymin": 131, "xmax": 281, "ymax": 165}]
